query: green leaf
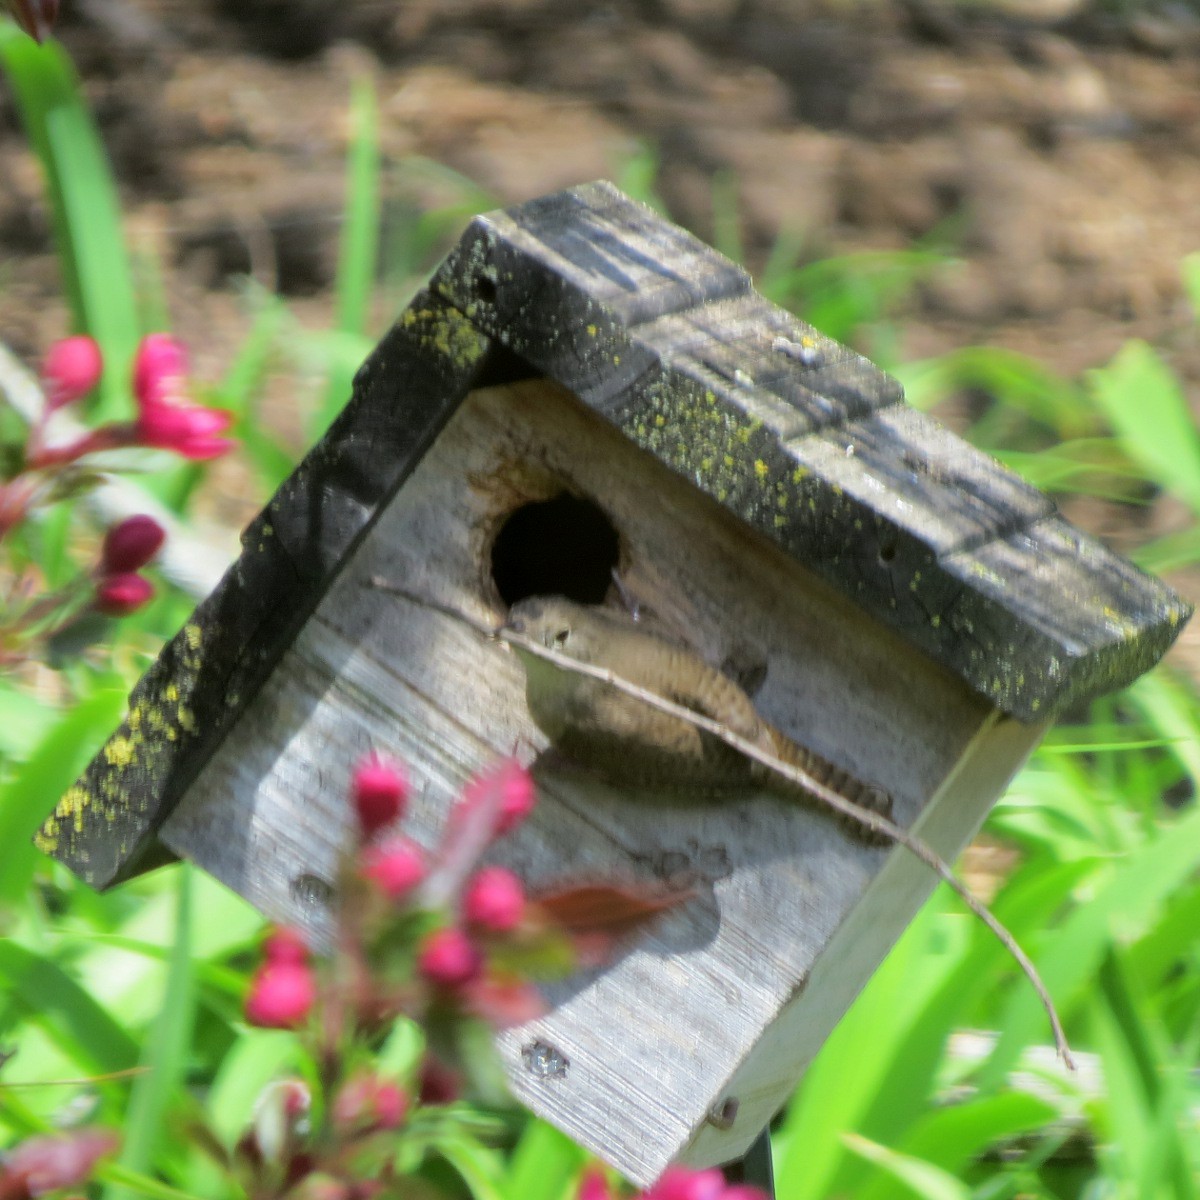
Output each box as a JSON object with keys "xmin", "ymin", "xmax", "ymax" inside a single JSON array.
[
  {"xmin": 0, "ymin": 685, "xmax": 126, "ymax": 904},
  {"xmin": 205, "ymin": 1031, "xmax": 300, "ymax": 1148},
  {"xmin": 435, "ymin": 1134, "xmax": 507, "ymax": 1200},
  {"xmin": 505, "ymin": 1120, "xmax": 587, "ymax": 1200},
  {"xmin": 0, "ymin": 940, "xmax": 139, "ymax": 1074},
  {"xmin": 1088, "ymin": 340, "xmax": 1200, "ymax": 515}
]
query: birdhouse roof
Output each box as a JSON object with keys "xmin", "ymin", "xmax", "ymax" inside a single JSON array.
[{"xmin": 41, "ymin": 180, "xmax": 1190, "ymax": 889}]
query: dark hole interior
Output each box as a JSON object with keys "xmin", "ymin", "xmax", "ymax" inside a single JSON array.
[{"xmin": 491, "ymin": 493, "xmax": 620, "ymax": 606}]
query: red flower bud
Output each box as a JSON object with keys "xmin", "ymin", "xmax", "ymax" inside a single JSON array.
[
  {"xmin": 351, "ymin": 753, "xmax": 410, "ymax": 837},
  {"xmin": 93, "ymin": 572, "xmax": 154, "ymax": 616},
  {"xmin": 360, "ymin": 836, "xmax": 426, "ymax": 900},
  {"xmin": 417, "ymin": 1056, "xmax": 461, "ymax": 1105},
  {"xmin": 245, "ymin": 962, "xmax": 316, "ymax": 1028},
  {"xmin": 417, "ymin": 927, "xmax": 483, "ymax": 989},
  {"xmin": 101, "ymin": 515, "xmax": 165, "ymax": 574},
  {"xmin": 643, "ymin": 1167, "xmax": 766, "ymax": 1200},
  {"xmin": 463, "ymin": 866, "xmax": 526, "ymax": 933},
  {"xmin": 578, "ymin": 1168, "xmax": 614, "ymax": 1200},
  {"xmin": 263, "ymin": 927, "xmax": 309, "ymax": 966},
  {"xmin": 41, "ymin": 335, "xmax": 102, "ymax": 411}
]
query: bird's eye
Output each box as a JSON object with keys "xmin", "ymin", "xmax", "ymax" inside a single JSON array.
[{"xmin": 553, "ymin": 627, "xmax": 571, "ymax": 648}]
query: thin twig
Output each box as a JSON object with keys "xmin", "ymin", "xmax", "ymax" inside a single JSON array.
[{"xmin": 369, "ymin": 577, "xmax": 1075, "ymax": 1070}]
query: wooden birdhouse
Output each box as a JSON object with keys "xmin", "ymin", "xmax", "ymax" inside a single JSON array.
[{"xmin": 42, "ymin": 182, "xmax": 1190, "ymax": 1186}]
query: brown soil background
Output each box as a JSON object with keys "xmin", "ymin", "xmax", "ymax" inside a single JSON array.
[{"xmin": 2, "ymin": 0, "xmax": 1198, "ymax": 664}]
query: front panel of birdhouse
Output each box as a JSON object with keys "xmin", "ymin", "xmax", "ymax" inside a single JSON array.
[{"xmin": 159, "ymin": 375, "xmax": 1045, "ymax": 1183}]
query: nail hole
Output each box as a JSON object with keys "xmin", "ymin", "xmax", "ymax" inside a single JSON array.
[{"xmin": 290, "ymin": 873, "xmax": 334, "ymax": 908}]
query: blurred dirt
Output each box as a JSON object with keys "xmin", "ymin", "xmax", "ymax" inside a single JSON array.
[
  {"xmin": 4, "ymin": 0, "xmax": 1200, "ymax": 373},
  {"xmin": 1, "ymin": 0, "xmax": 1198, "ymax": 658}
]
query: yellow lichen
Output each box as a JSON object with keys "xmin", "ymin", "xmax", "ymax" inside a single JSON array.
[
  {"xmin": 104, "ymin": 737, "xmax": 136, "ymax": 767},
  {"xmin": 57, "ymin": 787, "xmax": 88, "ymax": 818}
]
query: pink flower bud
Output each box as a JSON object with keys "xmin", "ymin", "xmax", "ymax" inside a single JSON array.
[
  {"xmin": 245, "ymin": 962, "xmax": 316, "ymax": 1028},
  {"xmin": 100, "ymin": 515, "xmax": 165, "ymax": 574},
  {"xmin": 332, "ymin": 1074, "xmax": 409, "ymax": 1134},
  {"xmin": 578, "ymin": 1169, "xmax": 614, "ymax": 1200},
  {"xmin": 417, "ymin": 927, "xmax": 483, "ymax": 989},
  {"xmin": 360, "ymin": 836, "xmax": 426, "ymax": 900},
  {"xmin": 644, "ymin": 1167, "xmax": 758, "ymax": 1200},
  {"xmin": 463, "ymin": 866, "xmax": 526, "ymax": 933},
  {"xmin": 263, "ymin": 927, "xmax": 308, "ymax": 966},
  {"xmin": 351, "ymin": 753, "xmax": 410, "ymax": 837},
  {"xmin": 132, "ymin": 333, "xmax": 189, "ymax": 408},
  {"xmin": 93, "ymin": 572, "xmax": 154, "ymax": 616},
  {"xmin": 41, "ymin": 335, "xmax": 102, "ymax": 411}
]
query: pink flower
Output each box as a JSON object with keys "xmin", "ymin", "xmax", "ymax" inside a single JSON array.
[
  {"xmin": 463, "ymin": 866, "xmax": 526, "ymax": 933},
  {"xmin": 93, "ymin": 572, "xmax": 154, "ymax": 616},
  {"xmin": 41, "ymin": 335, "xmax": 102, "ymax": 411},
  {"xmin": 135, "ymin": 399, "xmax": 235, "ymax": 461},
  {"xmin": 262, "ymin": 927, "xmax": 309, "ymax": 966},
  {"xmin": 245, "ymin": 961, "xmax": 316, "ymax": 1028},
  {"xmin": 351, "ymin": 753, "xmax": 410, "ymax": 837},
  {"xmin": 332, "ymin": 1074, "xmax": 409, "ymax": 1134},
  {"xmin": 0, "ymin": 1129, "xmax": 118, "ymax": 1199},
  {"xmin": 130, "ymin": 334, "xmax": 235, "ymax": 461},
  {"xmin": 100, "ymin": 515, "xmax": 165, "ymax": 573},
  {"xmin": 360, "ymin": 836, "xmax": 426, "ymax": 900},
  {"xmin": 417, "ymin": 927, "xmax": 483, "ymax": 989}
]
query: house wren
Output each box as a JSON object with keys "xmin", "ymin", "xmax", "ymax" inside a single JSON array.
[{"xmin": 504, "ymin": 596, "xmax": 892, "ymax": 841}]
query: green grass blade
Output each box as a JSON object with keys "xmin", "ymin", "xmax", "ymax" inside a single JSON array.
[
  {"xmin": 334, "ymin": 77, "xmax": 380, "ymax": 342},
  {"xmin": 315, "ymin": 76, "xmax": 380, "ymax": 436},
  {"xmin": 981, "ymin": 803, "xmax": 1200, "ymax": 1087},
  {"xmin": 102, "ymin": 867, "xmax": 197, "ymax": 1200},
  {"xmin": 0, "ymin": 26, "xmax": 139, "ymax": 419},
  {"xmin": 842, "ymin": 1134, "xmax": 971, "ymax": 1200}
]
